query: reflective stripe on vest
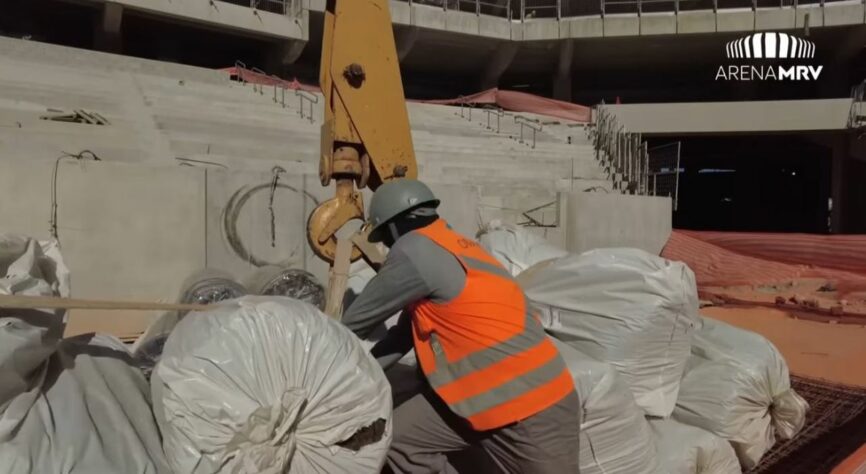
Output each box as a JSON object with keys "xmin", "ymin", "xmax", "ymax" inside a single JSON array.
[{"xmin": 410, "ymin": 219, "xmax": 574, "ymax": 431}]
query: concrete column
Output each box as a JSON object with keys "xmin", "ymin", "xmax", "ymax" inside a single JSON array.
[
  {"xmin": 479, "ymin": 41, "xmax": 518, "ymax": 90},
  {"xmin": 94, "ymin": 2, "xmax": 123, "ymax": 53},
  {"xmin": 552, "ymin": 39, "xmax": 574, "ymax": 102},
  {"xmin": 266, "ymin": 39, "xmax": 307, "ymax": 73},
  {"xmin": 280, "ymin": 40, "xmax": 307, "ymax": 65},
  {"xmin": 396, "ymin": 26, "xmax": 420, "ymax": 62}
]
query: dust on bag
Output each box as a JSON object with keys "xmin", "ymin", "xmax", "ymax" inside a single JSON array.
[
  {"xmin": 674, "ymin": 317, "xmax": 808, "ymax": 470},
  {"xmin": 650, "ymin": 418, "xmax": 741, "ymax": 474},
  {"xmin": 477, "ymin": 220, "xmax": 567, "ymax": 277},
  {"xmin": 1, "ymin": 235, "xmax": 70, "ymax": 413},
  {"xmin": 0, "ymin": 234, "xmax": 168, "ymax": 473},
  {"xmin": 521, "ymin": 248, "xmax": 701, "ymax": 417},
  {"xmin": 553, "ymin": 339, "xmax": 658, "ymax": 474},
  {"xmin": 0, "ymin": 334, "xmax": 170, "ymax": 474},
  {"xmin": 151, "ymin": 296, "xmax": 392, "ymax": 474}
]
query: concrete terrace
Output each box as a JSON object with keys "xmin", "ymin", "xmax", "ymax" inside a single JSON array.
[{"xmin": 0, "ymin": 37, "xmax": 673, "ymax": 337}]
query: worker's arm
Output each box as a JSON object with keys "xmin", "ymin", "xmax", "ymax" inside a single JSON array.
[
  {"xmin": 342, "ymin": 244, "xmax": 432, "ymax": 339},
  {"xmin": 370, "ymin": 311, "xmax": 413, "ymax": 370},
  {"xmin": 343, "ymin": 232, "xmax": 466, "ymax": 336}
]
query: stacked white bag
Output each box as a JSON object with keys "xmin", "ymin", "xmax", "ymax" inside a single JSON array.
[
  {"xmin": 674, "ymin": 317, "xmax": 809, "ymax": 469},
  {"xmin": 0, "ymin": 234, "xmax": 168, "ymax": 474},
  {"xmin": 520, "ymin": 248, "xmax": 701, "ymax": 417},
  {"xmin": 477, "ymin": 220, "xmax": 568, "ymax": 276},
  {"xmin": 650, "ymin": 419, "xmax": 741, "ymax": 474},
  {"xmin": 553, "ymin": 339, "xmax": 659, "ymax": 474},
  {"xmin": 152, "ymin": 296, "xmax": 393, "ymax": 474}
]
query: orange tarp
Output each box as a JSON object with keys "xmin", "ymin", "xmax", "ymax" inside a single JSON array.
[
  {"xmin": 418, "ymin": 88, "xmax": 592, "ymax": 123},
  {"xmin": 220, "ymin": 65, "xmax": 591, "ymax": 123},
  {"xmin": 220, "ymin": 66, "xmax": 321, "ymax": 93},
  {"xmin": 678, "ymin": 230, "xmax": 866, "ymax": 276},
  {"xmin": 661, "ymin": 231, "xmax": 866, "ymax": 288}
]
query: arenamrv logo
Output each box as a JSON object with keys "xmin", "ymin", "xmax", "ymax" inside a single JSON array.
[{"xmin": 715, "ymin": 32, "xmax": 823, "ymax": 81}]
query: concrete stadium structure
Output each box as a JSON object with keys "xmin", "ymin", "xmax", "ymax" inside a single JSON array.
[
  {"xmin": 0, "ymin": 36, "xmax": 667, "ymax": 336},
  {"xmin": 3, "ymin": 0, "xmax": 865, "ymax": 100},
  {"xmin": 1, "ymin": 0, "xmax": 864, "ymax": 332}
]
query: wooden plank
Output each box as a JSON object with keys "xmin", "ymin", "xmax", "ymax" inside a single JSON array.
[
  {"xmin": 324, "ymin": 237, "xmax": 353, "ymax": 320},
  {"xmin": 0, "ymin": 294, "xmax": 210, "ymax": 312}
]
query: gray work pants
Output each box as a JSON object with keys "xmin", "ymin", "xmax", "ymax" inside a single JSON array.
[{"xmin": 386, "ymin": 384, "xmax": 581, "ymax": 474}]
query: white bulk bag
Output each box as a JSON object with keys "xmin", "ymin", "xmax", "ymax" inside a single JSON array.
[
  {"xmin": 152, "ymin": 296, "xmax": 392, "ymax": 474},
  {"xmin": 553, "ymin": 339, "xmax": 658, "ymax": 474},
  {"xmin": 1, "ymin": 234, "xmax": 166, "ymax": 473},
  {"xmin": 0, "ymin": 334, "xmax": 170, "ymax": 474},
  {"xmin": 477, "ymin": 221, "xmax": 567, "ymax": 276},
  {"xmin": 1, "ymin": 235, "xmax": 69, "ymax": 414},
  {"xmin": 650, "ymin": 418, "xmax": 741, "ymax": 474},
  {"xmin": 521, "ymin": 248, "xmax": 700, "ymax": 417},
  {"xmin": 674, "ymin": 317, "xmax": 808, "ymax": 469}
]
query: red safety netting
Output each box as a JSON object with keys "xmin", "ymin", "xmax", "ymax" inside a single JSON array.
[
  {"xmin": 220, "ymin": 66, "xmax": 591, "ymax": 123},
  {"xmin": 221, "ymin": 66, "xmax": 321, "ymax": 93},
  {"xmin": 678, "ymin": 230, "xmax": 866, "ymax": 276},
  {"xmin": 417, "ymin": 88, "xmax": 592, "ymax": 123},
  {"xmin": 661, "ymin": 230, "xmax": 866, "ymax": 288}
]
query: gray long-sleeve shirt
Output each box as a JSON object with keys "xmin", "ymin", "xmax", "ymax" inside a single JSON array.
[{"xmin": 342, "ymin": 230, "xmax": 467, "ymax": 359}]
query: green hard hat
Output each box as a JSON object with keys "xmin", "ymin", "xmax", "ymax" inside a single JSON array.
[{"xmin": 368, "ymin": 179, "xmax": 440, "ymax": 241}]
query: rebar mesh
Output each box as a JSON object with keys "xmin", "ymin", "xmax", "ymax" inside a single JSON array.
[{"xmin": 749, "ymin": 376, "xmax": 866, "ymax": 474}]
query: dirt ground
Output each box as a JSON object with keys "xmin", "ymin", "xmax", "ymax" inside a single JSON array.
[{"xmin": 703, "ymin": 305, "xmax": 866, "ymax": 388}]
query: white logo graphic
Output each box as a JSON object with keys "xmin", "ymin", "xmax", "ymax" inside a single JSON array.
[
  {"xmin": 716, "ymin": 32, "xmax": 822, "ymax": 81},
  {"xmin": 725, "ymin": 32, "xmax": 815, "ymax": 59}
]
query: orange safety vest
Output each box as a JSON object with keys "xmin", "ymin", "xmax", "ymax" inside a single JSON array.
[{"xmin": 410, "ymin": 219, "xmax": 574, "ymax": 431}]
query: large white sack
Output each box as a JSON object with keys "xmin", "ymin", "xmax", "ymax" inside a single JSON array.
[
  {"xmin": 0, "ymin": 334, "xmax": 170, "ymax": 474},
  {"xmin": 520, "ymin": 248, "xmax": 701, "ymax": 417},
  {"xmin": 477, "ymin": 220, "xmax": 567, "ymax": 276},
  {"xmin": 0, "ymin": 234, "xmax": 167, "ymax": 473},
  {"xmin": 553, "ymin": 339, "xmax": 658, "ymax": 474},
  {"xmin": 152, "ymin": 296, "xmax": 393, "ymax": 474},
  {"xmin": 0, "ymin": 235, "xmax": 70, "ymax": 301},
  {"xmin": 1, "ymin": 235, "xmax": 70, "ymax": 422},
  {"xmin": 674, "ymin": 317, "xmax": 808, "ymax": 469},
  {"xmin": 650, "ymin": 419, "xmax": 741, "ymax": 474}
]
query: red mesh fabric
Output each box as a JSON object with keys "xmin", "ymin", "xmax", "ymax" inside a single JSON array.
[
  {"xmin": 418, "ymin": 88, "xmax": 591, "ymax": 123},
  {"xmin": 661, "ymin": 231, "xmax": 866, "ymax": 288}
]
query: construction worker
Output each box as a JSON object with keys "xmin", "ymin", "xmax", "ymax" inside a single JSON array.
[{"xmin": 342, "ymin": 179, "xmax": 580, "ymax": 474}]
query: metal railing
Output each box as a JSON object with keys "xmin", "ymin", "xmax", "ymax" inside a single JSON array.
[
  {"xmin": 413, "ymin": 0, "xmax": 513, "ymax": 17},
  {"xmin": 399, "ymin": 0, "xmax": 853, "ymax": 20},
  {"xmin": 849, "ymin": 80, "xmax": 866, "ymax": 129},
  {"xmin": 221, "ymin": 0, "xmax": 303, "ymax": 16},
  {"xmin": 591, "ymin": 103, "xmax": 649, "ymax": 195},
  {"xmin": 457, "ymin": 96, "xmax": 474, "ymax": 121},
  {"xmin": 648, "ymin": 142, "xmax": 681, "ymax": 210},
  {"xmin": 483, "ymin": 106, "xmax": 506, "ymax": 133},
  {"xmin": 514, "ymin": 115, "xmax": 542, "ymax": 148},
  {"xmin": 296, "ymin": 89, "xmax": 318, "ymax": 123},
  {"xmin": 234, "ymin": 60, "xmax": 250, "ymax": 84},
  {"xmin": 251, "ymin": 67, "xmax": 267, "ymax": 94}
]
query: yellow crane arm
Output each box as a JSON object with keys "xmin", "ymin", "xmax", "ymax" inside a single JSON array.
[{"xmin": 307, "ymin": 0, "xmax": 417, "ymax": 265}]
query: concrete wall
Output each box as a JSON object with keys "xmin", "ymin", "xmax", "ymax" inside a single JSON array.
[
  {"xmin": 607, "ymin": 99, "xmax": 854, "ymax": 135},
  {"xmin": 0, "ymin": 37, "xmax": 674, "ymax": 339},
  {"xmin": 565, "ymin": 192, "xmax": 672, "ymax": 255},
  {"xmin": 0, "ymin": 159, "xmax": 207, "ymax": 339}
]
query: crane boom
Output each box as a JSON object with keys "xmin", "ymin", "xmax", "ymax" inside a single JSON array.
[{"xmin": 307, "ymin": 0, "xmax": 417, "ymax": 266}]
